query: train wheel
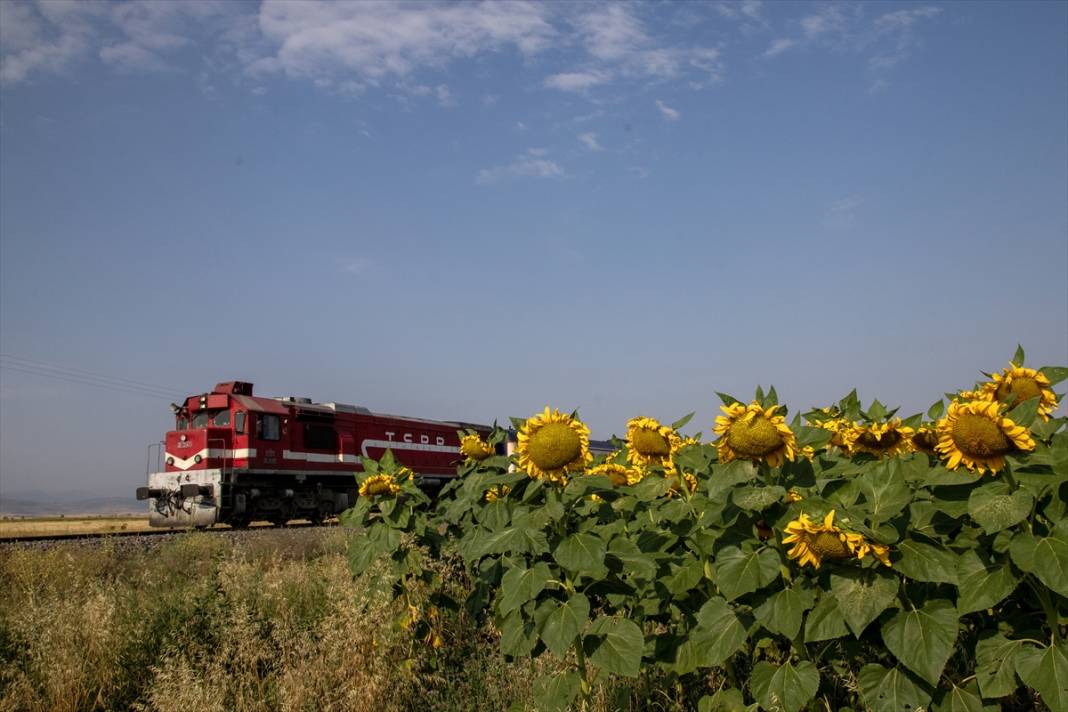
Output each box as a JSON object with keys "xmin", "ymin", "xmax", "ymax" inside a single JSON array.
[{"xmin": 229, "ymin": 517, "xmax": 251, "ymax": 530}]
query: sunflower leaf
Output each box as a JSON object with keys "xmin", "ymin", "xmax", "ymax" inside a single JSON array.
[
  {"xmin": 932, "ymin": 682, "xmax": 997, "ymax": 712},
  {"xmin": 681, "ymin": 596, "xmax": 748, "ymax": 669},
  {"xmin": 1012, "ymin": 344, "xmax": 1026, "ymax": 367},
  {"xmin": 712, "ymin": 546, "xmax": 780, "ymax": 601},
  {"xmin": 585, "ymin": 617, "xmax": 643, "ymax": 678},
  {"xmin": 671, "ymin": 412, "xmax": 695, "ymax": 431},
  {"xmin": 967, "ymin": 483, "xmax": 1033, "ymax": 534},
  {"xmin": 754, "ymin": 584, "xmax": 816, "ymax": 639},
  {"xmin": 857, "ymin": 664, "xmax": 933, "ymax": 712},
  {"xmin": 804, "ymin": 589, "xmax": 851, "ymax": 642},
  {"xmin": 750, "ymin": 660, "xmax": 820, "ymax": 712},
  {"xmin": 894, "ymin": 538, "xmax": 960, "ymax": 584},
  {"xmin": 1007, "ymin": 396, "xmax": 1041, "ymax": 427},
  {"xmin": 539, "ymin": 593, "xmax": 590, "ymax": 659},
  {"xmin": 1009, "ymin": 524, "xmax": 1068, "ymax": 597},
  {"xmin": 532, "ymin": 672, "xmax": 581, "ymax": 712},
  {"xmin": 716, "ymin": 392, "xmax": 740, "ymax": 406},
  {"xmin": 830, "ymin": 568, "xmax": 899, "ymax": 637},
  {"xmin": 499, "ymin": 562, "xmax": 552, "ymax": 615},
  {"xmin": 697, "ymin": 688, "xmax": 749, "ymax": 712},
  {"xmin": 975, "ymin": 632, "xmax": 1029, "ymax": 698},
  {"xmin": 928, "ymin": 399, "xmax": 945, "ymax": 420},
  {"xmin": 859, "ymin": 459, "xmax": 912, "ymax": 523},
  {"xmin": 1040, "ymin": 366, "xmax": 1068, "ymax": 386},
  {"xmin": 955, "ymin": 550, "xmax": 1019, "ymax": 614},
  {"xmin": 1016, "ymin": 642, "xmax": 1068, "ymax": 712},
  {"xmin": 554, "ymin": 533, "xmax": 607, "ymax": 578},
  {"xmin": 880, "ymin": 599, "xmax": 959, "ymax": 685}
]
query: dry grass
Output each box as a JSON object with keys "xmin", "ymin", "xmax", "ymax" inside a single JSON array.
[
  {"xmin": 0, "ymin": 516, "xmax": 152, "ymax": 539},
  {"xmin": 0, "ymin": 531, "xmax": 568, "ymax": 712}
]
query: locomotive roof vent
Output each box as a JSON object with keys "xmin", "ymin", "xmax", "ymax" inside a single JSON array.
[
  {"xmin": 281, "ymin": 396, "xmax": 313, "ymax": 405},
  {"xmin": 214, "ymin": 381, "xmax": 253, "ymax": 395},
  {"xmin": 324, "ymin": 402, "xmax": 371, "ymax": 414}
]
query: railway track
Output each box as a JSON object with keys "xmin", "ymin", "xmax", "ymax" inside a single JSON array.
[{"xmin": 0, "ymin": 520, "xmax": 337, "ymax": 546}]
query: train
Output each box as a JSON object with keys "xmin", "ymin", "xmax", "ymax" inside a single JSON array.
[{"xmin": 136, "ymin": 381, "xmax": 612, "ymax": 528}]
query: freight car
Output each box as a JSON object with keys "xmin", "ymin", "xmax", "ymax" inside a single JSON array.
[{"xmin": 136, "ymin": 381, "xmax": 493, "ymax": 528}]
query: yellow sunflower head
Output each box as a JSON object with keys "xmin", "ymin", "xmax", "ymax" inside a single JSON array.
[
  {"xmin": 359, "ymin": 472, "xmax": 402, "ymax": 498},
  {"xmin": 981, "ymin": 365, "xmax": 1059, "ymax": 421},
  {"xmin": 484, "ymin": 485, "xmax": 511, "ymax": 502},
  {"xmin": 713, "ymin": 402, "xmax": 798, "ymax": 467},
  {"xmin": 845, "ymin": 419, "xmax": 915, "ymax": 459},
  {"xmin": 515, "ymin": 407, "xmax": 592, "ymax": 485},
  {"xmin": 625, "ymin": 416, "xmax": 682, "ymax": 468},
  {"xmin": 782, "ymin": 510, "xmax": 890, "ymax": 570},
  {"xmin": 911, "ymin": 424, "xmax": 939, "ymax": 455},
  {"xmin": 459, "ymin": 433, "xmax": 495, "ymax": 462},
  {"xmin": 935, "ymin": 400, "xmax": 1035, "ymax": 475},
  {"xmin": 588, "ymin": 462, "xmax": 642, "ymax": 487}
]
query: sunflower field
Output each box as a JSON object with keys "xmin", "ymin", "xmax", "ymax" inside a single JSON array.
[{"xmin": 341, "ymin": 348, "xmax": 1068, "ymax": 712}]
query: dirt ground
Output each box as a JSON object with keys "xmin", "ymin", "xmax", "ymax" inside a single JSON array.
[{"xmin": 0, "ymin": 515, "xmax": 152, "ymax": 538}]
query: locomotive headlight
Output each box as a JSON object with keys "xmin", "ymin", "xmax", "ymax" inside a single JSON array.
[
  {"xmin": 166, "ymin": 457, "xmax": 175, "ymax": 465},
  {"xmin": 194, "ymin": 455, "xmax": 202, "ymax": 464},
  {"xmin": 180, "ymin": 434, "xmax": 188, "ymax": 442}
]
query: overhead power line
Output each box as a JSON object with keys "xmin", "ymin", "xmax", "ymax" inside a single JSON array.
[{"xmin": 0, "ymin": 354, "xmax": 192, "ymax": 401}]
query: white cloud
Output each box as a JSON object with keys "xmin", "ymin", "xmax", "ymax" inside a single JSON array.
[
  {"xmin": 99, "ymin": 41, "xmax": 172, "ymax": 73},
  {"xmin": 716, "ymin": 1, "xmax": 763, "ymax": 22},
  {"xmin": 574, "ymin": 4, "xmax": 648, "ymax": 61},
  {"xmin": 435, "ymin": 83, "xmax": 456, "ymax": 107},
  {"xmin": 823, "ymin": 197, "xmax": 861, "ymax": 228},
  {"xmin": 514, "ymin": 121, "xmax": 527, "ymax": 131},
  {"xmin": 655, "ymin": 99, "xmax": 680, "ymax": 121},
  {"xmin": 0, "ymin": 0, "xmax": 99, "ymax": 84},
  {"xmin": 254, "ymin": 0, "xmax": 556, "ymax": 82},
  {"xmin": 543, "ymin": 70, "xmax": 610, "ymax": 92},
  {"xmin": 476, "ymin": 147, "xmax": 564, "ymax": 185},
  {"xmin": 763, "ymin": 38, "xmax": 796, "ymax": 58},
  {"xmin": 578, "ymin": 132, "xmax": 602, "ymax": 151}
]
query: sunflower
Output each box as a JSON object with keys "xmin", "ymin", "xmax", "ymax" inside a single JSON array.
[
  {"xmin": 713, "ymin": 402, "xmax": 798, "ymax": 467},
  {"xmin": 460, "ymin": 433, "xmax": 495, "ymax": 461},
  {"xmin": 515, "ymin": 407, "xmax": 592, "ymax": 485},
  {"xmin": 484, "ymin": 485, "xmax": 511, "ymax": 502},
  {"xmin": 785, "ymin": 490, "xmax": 803, "ymax": 503},
  {"xmin": 625, "ymin": 416, "xmax": 682, "ymax": 468},
  {"xmin": 667, "ymin": 471, "xmax": 698, "ymax": 497},
  {"xmin": 782, "ymin": 510, "xmax": 891, "ymax": 570},
  {"xmin": 981, "ymin": 365, "xmax": 1059, "ymax": 421},
  {"xmin": 935, "ymin": 400, "xmax": 1035, "ymax": 475},
  {"xmin": 360, "ymin": 473, "xmax": 401, "ymax": 498},
  {"xmin": 911, "ymin": 424, "xmax": 939, "ymax": 455},
  {"xmin": 588, "ymin": 462, "xmax": 642, "ymax": 487},
  {"xmin": 845, "ymin": 419, "xmax": 915, "ymax": 458}
]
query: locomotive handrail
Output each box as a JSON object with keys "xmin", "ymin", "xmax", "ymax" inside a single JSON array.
[
  {"xmin": 146, "ymin": 441, "xmax": 163, "ymax": 475},
  {"xmin": 208, "ymin": 437, "xmax": 229, "ymax": 482}
]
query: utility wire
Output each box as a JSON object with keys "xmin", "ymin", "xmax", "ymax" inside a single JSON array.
[
  {"xmin": 0, "ymin": 358, "xmax": 191, "ymax": 401},
  {"xmin": 0, "ymin": 353, "xmax": 189, "ymax": 395}
]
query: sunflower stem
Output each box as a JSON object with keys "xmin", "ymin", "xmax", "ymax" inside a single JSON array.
[
  {"xmin": 574, "ymin": 634, "xmax": 591, "ymax": 709},
  {"xmin": 1002, "ymin": 465, "xmax": 1020, "ymax": 492},
  {"xmin": 1029, "ymin": 576, "xmax": 1063, "ymax": 644}
]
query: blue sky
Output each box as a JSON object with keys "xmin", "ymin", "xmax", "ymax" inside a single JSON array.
[{"xmin": 1, "ymin": 1, "xmax": 1066, "ymax": 498}]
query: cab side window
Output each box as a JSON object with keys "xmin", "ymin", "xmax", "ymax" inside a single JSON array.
[
  {"xmin": 304, "ymin": 424, "xmax": 337, "ymax": 450},
  {"xmin": 258, "ymin": 414, "xmax": 280, "ymax": 441},
  {"xmin": 213, "ymin": 411, "xmax": 231, "ymax": 427},
  {"xmin": 234, "ymin": 412, "xmax": 246, "ymax": 434}
]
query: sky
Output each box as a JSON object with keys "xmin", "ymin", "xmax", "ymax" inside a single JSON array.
[{"xmin": 1, "ymin": 0, "xmax": 1066, "ymax": 500}]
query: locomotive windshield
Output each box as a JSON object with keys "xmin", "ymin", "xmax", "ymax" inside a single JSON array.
[{"xmin": 187, "ymin": 410, "xmax": 231, "ymax": 429}]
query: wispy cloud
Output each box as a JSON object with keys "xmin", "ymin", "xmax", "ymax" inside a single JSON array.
[
  {"xmin": 578, "ymin": 132, "xmax": 602, "ymax": 151},
  {"xmin": 476, "ymin": 147, "xmax": 564, "ymax": 186},
  {"xmin": 823, "ymin": 197, "xmax": 861, "ymax": 228},
  {"xmin": 763, "ymin": 38, "xmax": 796, "ymax": 58},
  {"xmin": 656, "ymin": 99, "xmax": 680, "ymax": 121},
  {"xmin": 543, "ymin": 70, "xmax": 610, "ymax": 92}
]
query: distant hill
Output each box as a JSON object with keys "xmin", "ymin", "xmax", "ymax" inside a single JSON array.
[{"xmin": 0, "ymin": 490, "xmax": 143, "ymax": 516}]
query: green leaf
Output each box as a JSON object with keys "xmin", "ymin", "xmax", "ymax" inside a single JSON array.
[
  {"xmin": 685, "ymin": 596, "xmax": 748, "ymax": 668},
  {"xmin": 499, "ymin": 562, "xmax": 552, "ymax": 615},
  {"xmin": 830, "ymin": 568, "xmax": 900, "ymax": 637},
  {"xmin": 955, "ymin": 551, "xmax": 1019, "ymax": 614},
  {"xmin": 1016, "ymin": 642, "xmax": 1068, "ymax": 712},
  {"xmin": 754, "ymin": 585, "xmax": 816, "ymax": 639},
  {"xmin": 666, "ymin": 557, "xmax": 706, "ymax": 595},
  {"xmin": 672, "ymin": 412, "xmax": 695, "ymax": 431},
  {"xmin": 880, "ymin": 600, "xmax": 958, "ymax": 685},
  {"xmin": 859, "ymin": 460, "xmax": 913, "ymax": 523},
  {"xmin": 698, "ymin": 688, "xmax": 748, "ymax": 712},
  {"xmin": 975, "ymin": 633, "xmax": 1028, "ymax": 698},
  {"xmin": 606, "ymin": 538, "xmax": 657, "ymax": 581},
  {"xmin": 1009, "ymin": 524, "xmax": 1068, "ymax": 597},
  {"xmin": 933, "ymin": 682, "xmax": 997, "ymax": 712},
  {"xmin": 1040, "ymin": 366, "xmax": 1068, "ymax": 386},
  {"xmin": 585, "ymin": 617, "xmax": 643, "ymax": 678},
  {"xmin": 1012, "ymin": 344, "xmax": 1026, "ymax": 366},
  {"xmin": 533, "ymin": 671, "xmax": 581, "ymax": 712},
  {"xmin": 716, "ymin": 391, "xmax": 740, "ymax": 406},
  {"xmin": 928, "ymin": 399, "xmax": 945, "ymax": 420},
  {"xmin": 477, "ymin": 524, "xmax": 549, "ymax": 557},
  {"xmin": 895, "ymin": 539, "xmax": 960, "ymax": 584},
  {"xmin": 967, "ymin": 483, "xmax": 1033, "ymax": 534},
  {"xmin": 858, "ymin": 664, "xmax": 932, "ymax": 712},
  {"xmin": 731, "ymin": 485, "xmax": 786, "ymax": 512},
  {"xmin": 712, "ymin": 546, "xmax": 780, "ymax": 601},
  {"xmin": 553, "ymin": 533, "xmax": 607, "ymax": 577},
  {"xmin": 750, "ymin": 661, "xmax": 820, "ymax": 712},
  {"xmin": 1007, "ymin": 396, "xmax": 1041, "ymax": 427},
  {"xmin": 499, "ymin": 608, "xmax": 538, "ymax": 657},
  {"xmin": 539, "ymin": 594, "xmax": 590, "ymax": 659},
  {"xmin": 804, "ymin": 590, "xmax": 851, "ymax": 642}
]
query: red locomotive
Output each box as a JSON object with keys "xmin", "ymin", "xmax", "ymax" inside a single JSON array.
[{"xmin": 136, "ymin": 381, "xmax": 490, "ymax": 528}]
